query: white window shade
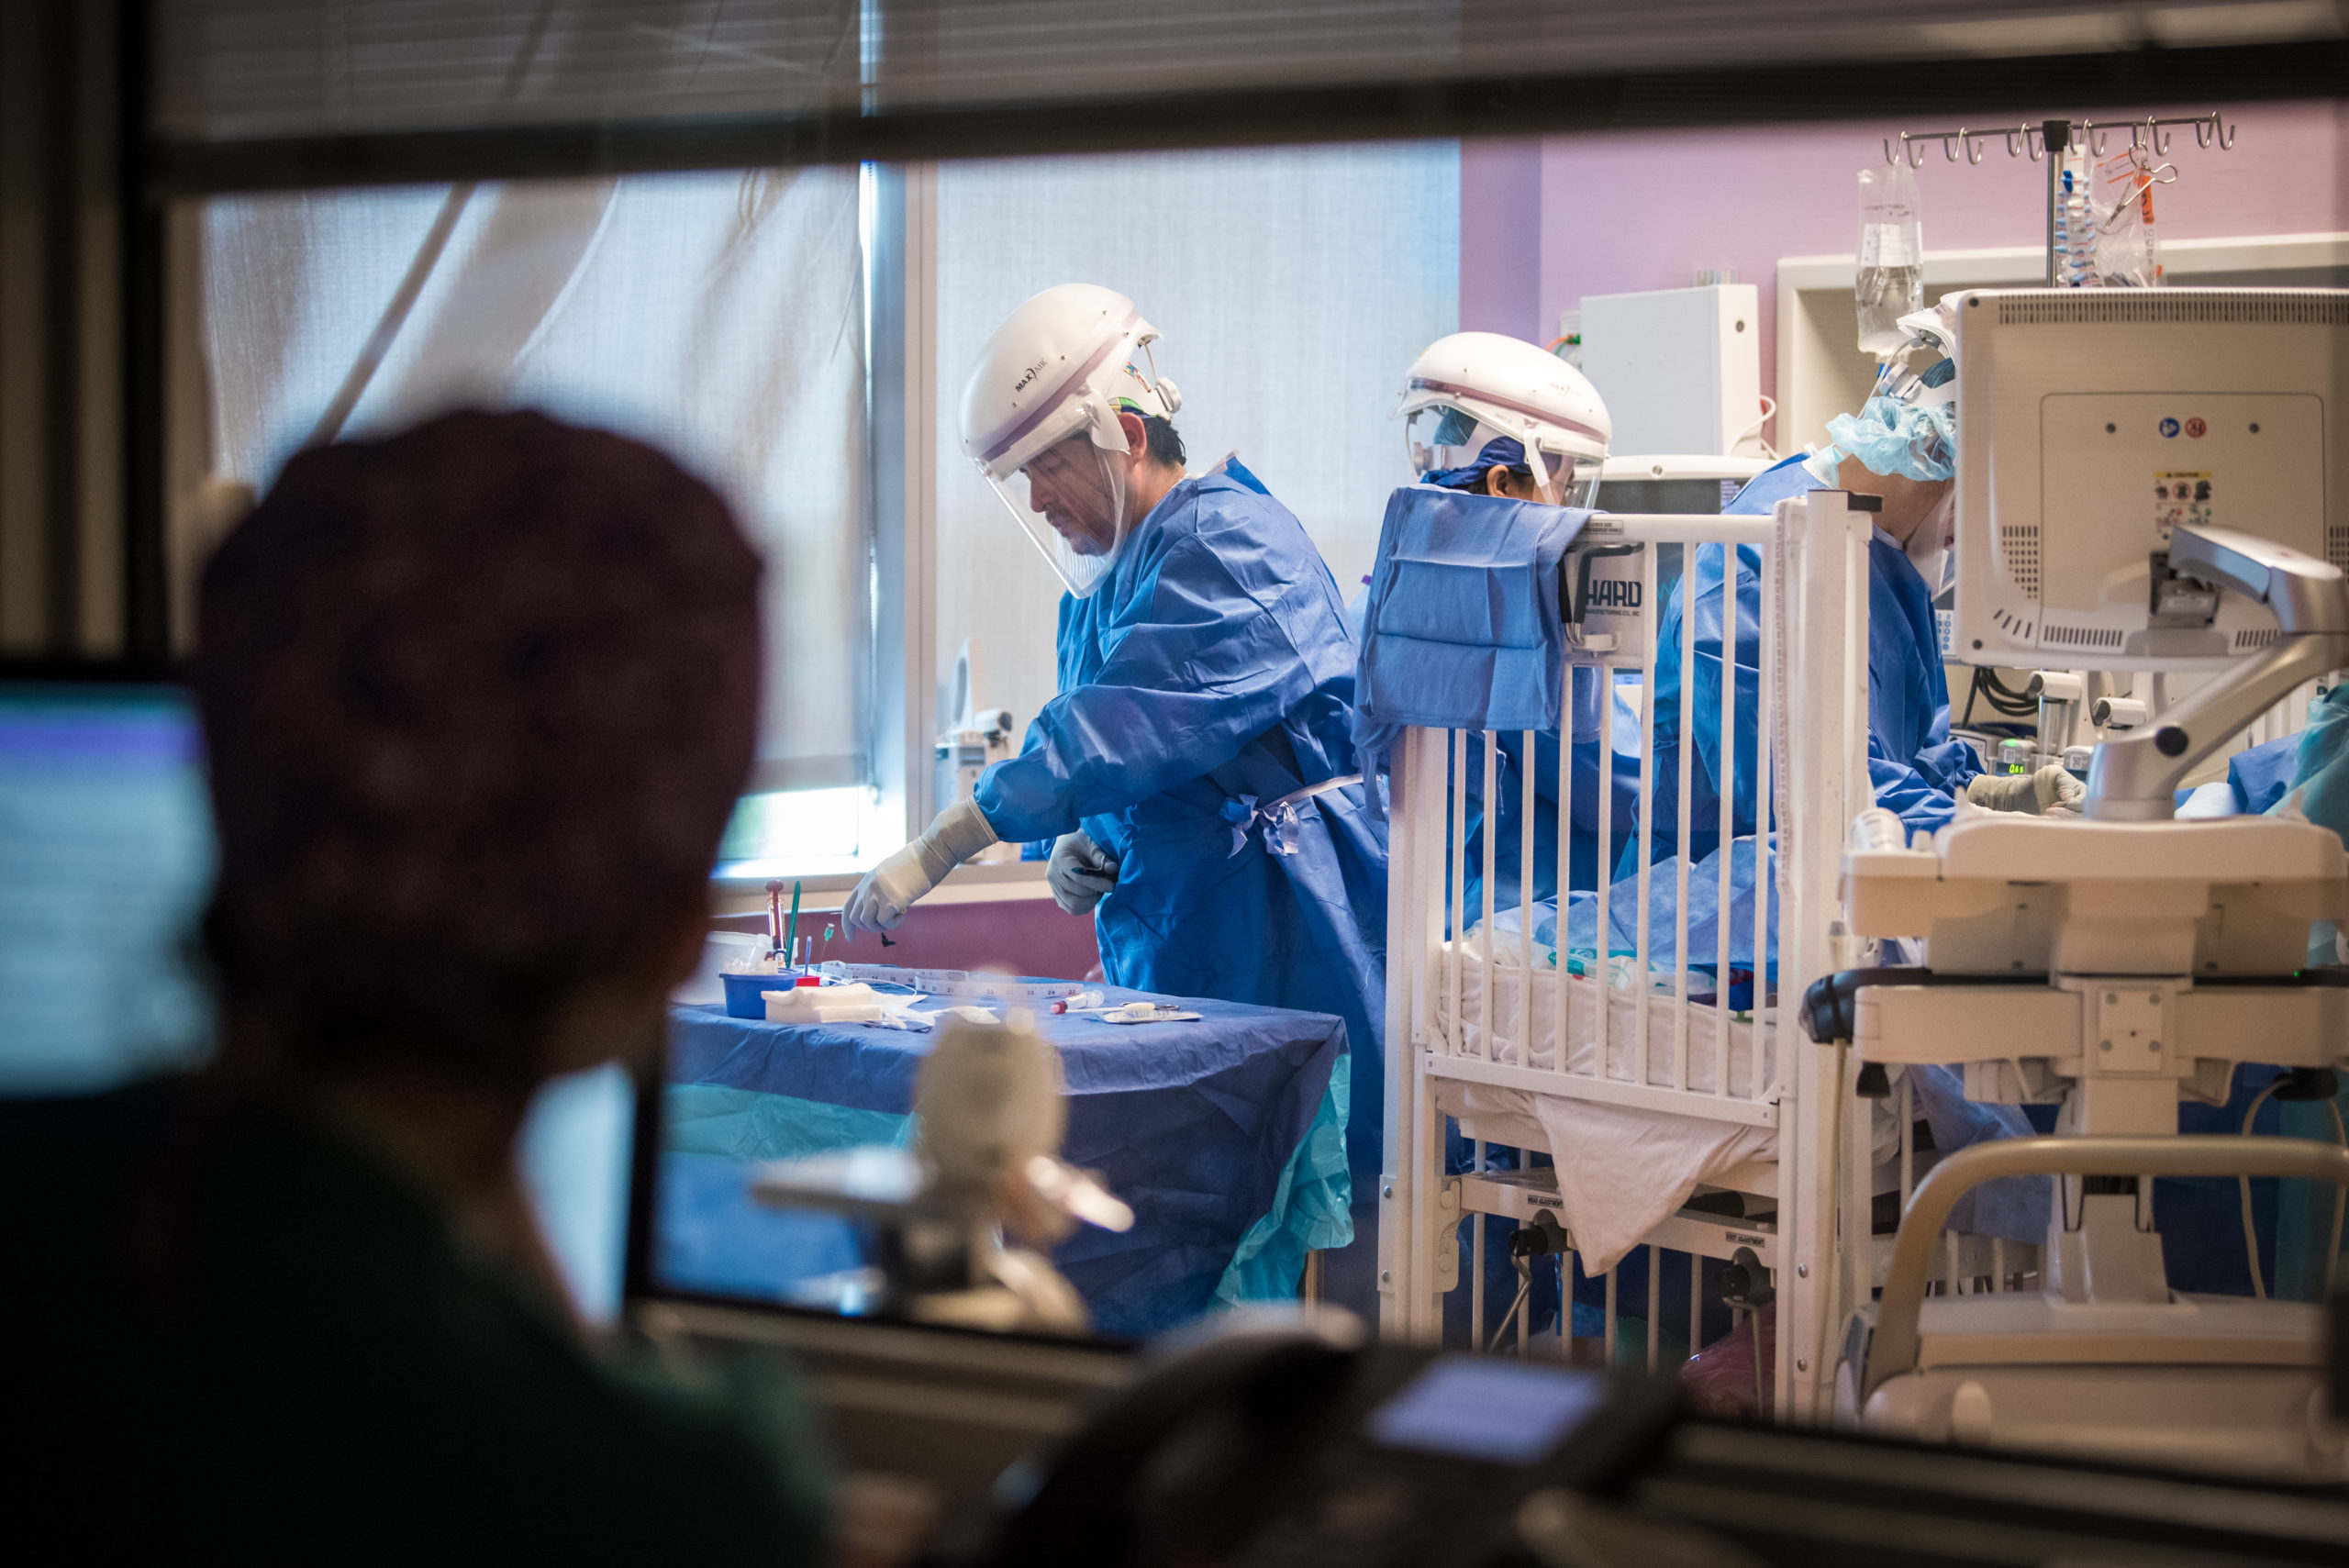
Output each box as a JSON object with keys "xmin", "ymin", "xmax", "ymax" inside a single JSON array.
[
  {"xmin": 933, "ymin": 141, "xmax": 1459, "ymax": 771},
  {"xmin": 200, "ymin": 167, "xmax": 873, "ymax": 808}
]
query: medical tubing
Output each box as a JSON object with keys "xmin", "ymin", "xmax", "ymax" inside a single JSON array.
[
  {"xmin": 2226, "ymin": 1079, "xmax": 2283, "ymax": 1296},
  {"xmin": 2238, "ymin": 1081, "xmax": 2349, "ymax": 1301},
  {"xmin": 2238, "ymin": 1076, "xmax": 2286, "ymax": 1298},
  {"xmin": 1975, "ymin": 668, "xmax": 2041, "ymax": 717},
  {"xmin": 1486, "ymin": 1274, "xmax": 1533, "ymax": 1354},
  {"xmin": 2054, "ymin": 143, "xmax": 2100, "ymax": 288},
  {"xmin": 1731, "ymin": 398, "xmax": 1779, "ymax": 462}
]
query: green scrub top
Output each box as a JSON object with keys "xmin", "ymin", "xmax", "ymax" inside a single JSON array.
[{"xmin": 0, "ymin": 1082, "xmax": 829, "ymax": 1562}]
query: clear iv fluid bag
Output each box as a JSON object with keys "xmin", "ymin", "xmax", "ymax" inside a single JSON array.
[{"xmin": 1855, "ymin": 161, "xmax": 1923, "ymax": 356}]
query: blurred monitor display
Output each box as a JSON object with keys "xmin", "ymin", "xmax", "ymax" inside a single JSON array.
[
  {"xmin": 519, "ymin": 1061, "xmax": 638, "ymax": 1328},
  {"xmin": 0, "ymin": 675, "xmax": 642, "ymax": 1325},
  {"xmin": 0, "ymin": 681, "xmax": 217, "ymax": 1095}
]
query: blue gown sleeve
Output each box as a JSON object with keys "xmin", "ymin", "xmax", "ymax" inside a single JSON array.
[
  {"xmin": 1869, "ymin": 734, "xmax": 1961, "ymax": 838},
  {"xmin": 974, "ymin": 532, "xmax": 1326, "ymax": 844}
]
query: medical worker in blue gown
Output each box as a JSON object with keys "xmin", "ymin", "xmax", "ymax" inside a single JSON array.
[
  {"xmin": 1375, "ymin": 332, "xmax": 1634, "ymax": 1348},
  {"xmin": 1384, "ymin": 332, "xmax": 1626, "ymax": 917},
  {"xmin": 1654, "ymin": 299, "xmax": 2081, "ymax": 857},
  {"xmin": 1650, "ymin": 300, "xmax": 2063, "ymax": 1279},
  {"xmin": 842, "ymin": 284, "xmax": 1388, "ymax": 1309}
]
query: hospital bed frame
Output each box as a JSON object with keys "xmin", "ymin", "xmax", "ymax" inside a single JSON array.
[{"xmin": 1376, "ymin": 490, "xmax": 2035, "ymax": 1420}]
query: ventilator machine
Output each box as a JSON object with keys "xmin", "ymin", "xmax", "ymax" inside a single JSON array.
[{"xmin": 1827, "ymin": 288, "xmax": 2349, "ymax": 1475}]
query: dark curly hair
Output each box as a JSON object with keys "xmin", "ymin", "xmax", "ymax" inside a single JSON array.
[{"xmin": 195, "ymin": 410, "xmax": 761, "ymax": 1081}]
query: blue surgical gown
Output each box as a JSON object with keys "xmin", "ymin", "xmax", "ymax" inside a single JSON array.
[
  {"xmin": 1349, "ymin": 574, "xmax": 1639, "ymax": 920},
  {"xmin": 1653, "ymin": 454, "xmax": 1982, "ymax": 844},
  {"xmin": 974, "ymin": 459, "xmax": 1389, "ymax": 1307},
  {"xmin": 1411, "ymin": 453, "xmax": 1984, "ymax": 913}
]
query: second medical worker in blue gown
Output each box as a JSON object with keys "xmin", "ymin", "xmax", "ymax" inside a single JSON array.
[
  {"xmin": 1652, "ymin": 297, "xmax": 2081, "ymax": 853},
  {"xmin": 842, "ymin": 284, "xmax": 1388, "ymax": 1307},
  {"xmin": 1380, "ymin": 331, "xmax": 1623, "ymax": 917}
]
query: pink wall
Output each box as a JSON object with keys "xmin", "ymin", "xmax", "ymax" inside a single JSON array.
[
  {"xmin": 718, "ymin": 894, "xmax": 1102, "ymax": 980},
  {"xmin": 1460, "ymin": 139, "xmax": 1545, "ymax": 338},
  {"xmin": 1464, "ymin": 99, "xmax": 2348, "ymax": 448}
]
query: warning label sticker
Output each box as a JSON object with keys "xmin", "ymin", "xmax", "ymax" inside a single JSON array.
[{"xmin": 2154, "ymin": 471, "xmax": 2214, "ymax": 541}]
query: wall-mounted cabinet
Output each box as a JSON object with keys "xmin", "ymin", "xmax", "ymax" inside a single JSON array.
[{"xmin": 1775, "ymin": 233, "xmax": 2349, "ymax": 456}]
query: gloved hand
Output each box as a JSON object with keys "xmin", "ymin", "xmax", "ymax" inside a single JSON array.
[
  {"xmin": 1965, "ymin": 764, "xmax": 2085, "ymax": 817},
  {"xmin": 842, "ymin": 798, "xmax": 998, "ymax": 936},
  {"xmin": 1046, "ymin": 829, "xmax": 1119, "ymax": 916}
]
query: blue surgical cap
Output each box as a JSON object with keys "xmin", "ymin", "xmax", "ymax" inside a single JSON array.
[
  {"xmin": 1425, "ymin": 435, "xmax": 1531, "ymax": 491},
  {"xmin": 1823, "ymin": 395, "xmax": 1957, "ymax": 484}
]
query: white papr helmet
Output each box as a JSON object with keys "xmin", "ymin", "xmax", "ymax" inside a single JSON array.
[
  {"xmin": 1397, "ymin": 331, "xmax": 1611, "ymax": 507},
  {"xmin": 960, "ymin": 284, "xmax": 1183, "ymax": 598},
  {"xmin": 1872, "ymin": 297, "xmax": 1959, "ymax": 409}
]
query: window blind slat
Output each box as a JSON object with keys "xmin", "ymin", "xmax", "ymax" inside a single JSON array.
[{"xmin": 154, "ymin": 1, "xmax": 2349, "ymax": 145}]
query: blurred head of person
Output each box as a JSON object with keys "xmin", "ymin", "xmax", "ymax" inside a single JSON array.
[{"xmin": 195, "ymin": 409, "xmax": 760, "ymax": 1123}]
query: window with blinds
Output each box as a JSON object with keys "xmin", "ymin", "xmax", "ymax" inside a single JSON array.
[
  {"xmin": 932, "ymin": 141, "xmax": 1459, "ymax": 748},
  {"xmin": 152, "ymin": 1, "xmax": 2349, "ymax": 162},
  {"xmin": 200, "ymin": 164, "xmax": 880, "ymax": 865}
]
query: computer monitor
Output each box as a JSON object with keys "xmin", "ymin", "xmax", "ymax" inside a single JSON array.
[
  {"xmin": 1948, "ymin": 288, "xmax": 2349, "ymax": 672},
  {"xmin": 0, "ymin": 671, "xmax": 636, "ymax": 1322},
  {"xmin": 0, "ymin": 675, "xmax": 216, "ymax": 1095}
]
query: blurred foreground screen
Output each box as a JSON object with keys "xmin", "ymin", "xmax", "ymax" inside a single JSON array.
[{"xmin": 0, "ymin": 682, "xmax": 217, "ymax": 1095}]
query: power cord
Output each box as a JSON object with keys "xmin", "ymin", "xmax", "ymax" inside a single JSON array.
[
  {"xmin": 1964, "ymin": 666, "xmax": 2041, "ymax": 724},
  {"xmin": 2236, "ymin": 1069, "xmax": 2346, "ymax": 1300}
]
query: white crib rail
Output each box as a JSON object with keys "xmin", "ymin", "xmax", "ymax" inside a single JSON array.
[
  {"xmin": 1377, "ymin": 492, "xmax": 1880, "ymax": 1420},
  {"xmin": 1420, "ymin": 513, "xmax": 1787, "ymax": 1126}
]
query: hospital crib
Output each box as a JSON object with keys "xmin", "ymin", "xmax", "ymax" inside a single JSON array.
[{"xmin": 1375, "ymin": 490, "xmax": 2035, "ymax": 1421}]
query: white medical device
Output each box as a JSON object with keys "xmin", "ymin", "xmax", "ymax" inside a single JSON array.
[
  {"xmin": 1950, "ymin": 288, "xmax": 2349, "ymax": 674},
  {"xmin": 1833, "ymin": 289, "xmax": 2349, "ymax": 1477},
  {"xmin": 751, "ymin": 1012, "xmax": 1132, "ymax": 1335},
  {"xmin": 1579, "ymin": 284, "xmax": 1765, "ymax": 459},
  {"xmin": 1597, "ymin": 452, "xmax": 1773, "ymax": 517},
  {"xmin": 936, "ymin": 639, "xmax": 1020, "ymax": 861}
]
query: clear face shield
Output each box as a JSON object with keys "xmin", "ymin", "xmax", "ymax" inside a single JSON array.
[
  {"xmin": 1403, "ymin": 405, "xmax": 1600, "ymax": 509},
  {"xmin": 1531, "ymin": 448, "xmax": 1602, "ymax": 510},
  {"xmin": 984, "ymin": 423, "xmax": 1132, "ymax": 600},
  {"xmin": 1404, "ymin": 404, "xmax": 1483, "ymax": 478}
]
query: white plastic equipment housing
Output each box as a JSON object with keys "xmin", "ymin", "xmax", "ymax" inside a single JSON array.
[{"xmin": 1843, "ymin": 813, "xmax": 2348, "ymax": 978}]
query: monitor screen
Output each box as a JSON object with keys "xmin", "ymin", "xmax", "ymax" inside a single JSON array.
[
  {"xmin": 0, "ymin": 682, "xmax": 217, "ymax": 1095},
  {"xmin": 0, "ymin": 676, "xmax": 644, "ymax": 1324},
  {"xmin": 1364, "ymin": 1358, "xmax": 1609, "ymax": 1465},
  {"xmin": 518, "ymin": 1061, "xmax": 638, "ymax": 1327}
]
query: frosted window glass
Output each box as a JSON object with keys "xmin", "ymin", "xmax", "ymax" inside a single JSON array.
[
  {"xmin": 201, "ymin": 169, "xmax": 873, "ymax": 855},
  {"xmin": 934, "ymin": 143, "xmax": 1459, "ymax": 758}
]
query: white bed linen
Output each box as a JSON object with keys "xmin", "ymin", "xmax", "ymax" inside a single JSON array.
[{"xmin": 1432, "ymin": 939, "xmax": 1892, "ymax": 1273}]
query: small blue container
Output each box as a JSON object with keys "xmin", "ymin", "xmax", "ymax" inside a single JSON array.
[{"xmin": 721, "ymin": 969, "xmax": 801, "ymax": 1019}]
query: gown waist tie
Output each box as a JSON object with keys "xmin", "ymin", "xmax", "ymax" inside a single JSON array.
[{"xmin": 1220, "ymin": 774, "xmax": 1364, "ymax": 859}]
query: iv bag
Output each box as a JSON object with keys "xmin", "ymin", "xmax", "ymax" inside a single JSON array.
[
  {"xmin": 2094, "ymin": 148, "xmax": 2165, "ymax": 288},
  {"xmin": 1855, "ymin": 161, "xmax": 1923, "ymax": 356}
]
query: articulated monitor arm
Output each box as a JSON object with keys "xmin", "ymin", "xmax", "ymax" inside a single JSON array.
[{"xmin": 2085, "ymin": 524, "xmax": 2349, "ymax": 820}]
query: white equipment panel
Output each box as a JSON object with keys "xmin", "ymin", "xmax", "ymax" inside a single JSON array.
[
  {"xmin": 1949, "ymin": 288, "xmax": 2349, "ymax": 672},
  {"xmin": 1579, "ymin": 284, "xmax": 1763, "ymax": 459}
]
